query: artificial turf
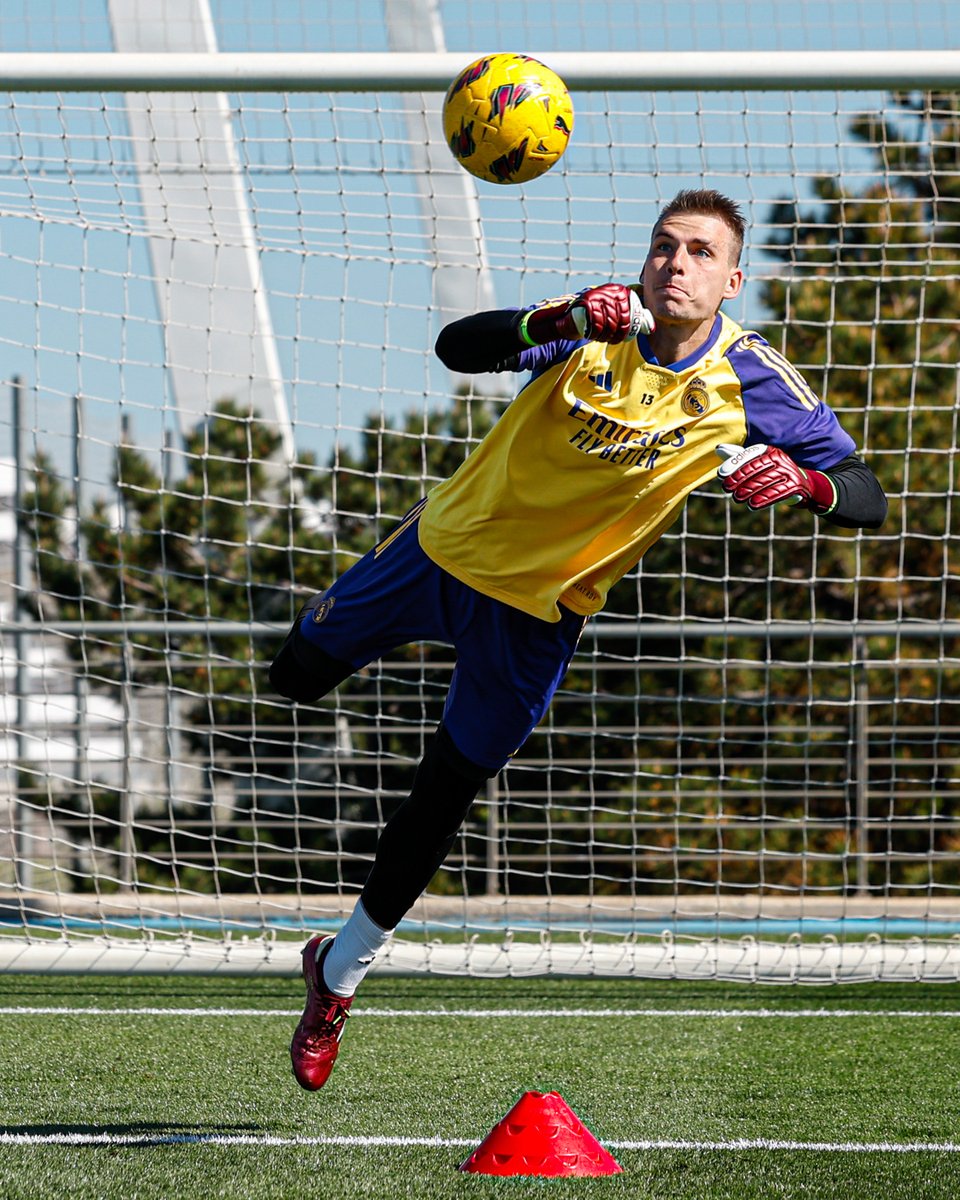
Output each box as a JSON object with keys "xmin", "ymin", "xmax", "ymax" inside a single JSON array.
[{"xmin": 0, "ymin": 973, "xmax": 957, "ymax": 1199}]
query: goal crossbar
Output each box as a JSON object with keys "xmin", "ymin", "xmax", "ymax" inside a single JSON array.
[{"xmin": 0, "ymin": 51, "xmax": 959, "ymax": 92}]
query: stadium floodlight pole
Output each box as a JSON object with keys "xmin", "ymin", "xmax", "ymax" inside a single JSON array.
[
  {"xmin": 0, "ymin": 50, "xmax": 959, "ymax": 92},
  {"xmin": 102, "ymin": 0, "xmax": 296, "ymax": 467}
]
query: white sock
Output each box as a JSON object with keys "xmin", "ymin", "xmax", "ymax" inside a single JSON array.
[{"xmin": 319, "ymin": 899, "xmax": 394, "ymax": 997}]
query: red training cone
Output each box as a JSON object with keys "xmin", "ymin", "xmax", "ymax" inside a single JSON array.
[{"xmin": 458, "ymin": 1090, "xmax": 622, "ymax": 1177}]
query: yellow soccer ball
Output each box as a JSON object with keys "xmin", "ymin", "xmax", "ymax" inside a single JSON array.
[{"xmin": 442, "ymin": 53, "xmax": 574, "ymax": 185}]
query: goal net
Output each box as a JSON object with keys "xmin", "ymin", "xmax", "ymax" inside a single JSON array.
[{"xmin": 0, "ymin": 49, "xmax": 958, "ymax": 981}]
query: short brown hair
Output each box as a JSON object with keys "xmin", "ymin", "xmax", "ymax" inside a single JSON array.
[{"xmin": 653, "ymin": 189, "xmax": 745, "ymax": 265}]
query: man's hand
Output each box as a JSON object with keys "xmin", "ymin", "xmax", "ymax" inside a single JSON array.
[
  {"xmin": 568, "ymin": 284, "xmax": 655, "ymax": 342},
  {"xmin": 718, "ymin": 443, "xmax": 826, "ymax": 511},
  {"xmin": 519, "ymin": 284, "xmax": 654, "ymax": 346}
]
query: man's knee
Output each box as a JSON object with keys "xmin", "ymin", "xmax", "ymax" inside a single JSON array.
[
  {"xmin": 409, "ymin": 724, "xmax": 499, "ymax": 825},
  {"xmin": 430, "ymin": 724, "xmax": 499, "ymax": 787},
  {"xmin": 269, "ymin": 609, "xmax": 354, "ymax": 703}
]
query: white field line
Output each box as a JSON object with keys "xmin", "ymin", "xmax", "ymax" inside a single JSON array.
[
  {"xmin": 0, "ymin": 1131, "xmax": 957, "ymax": 1153},
  {"xmin": 2, "ymin": 1005, "xmax": 960, "ymax": 1018},
  {"xmin": 3, "ymin": 1007, "xmax": 956, "ymax": 1156}
]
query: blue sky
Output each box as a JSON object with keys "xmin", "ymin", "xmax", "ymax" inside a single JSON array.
[{"xmin": 1, "ymin": 1, "xmax": 955, "ymax": 53}]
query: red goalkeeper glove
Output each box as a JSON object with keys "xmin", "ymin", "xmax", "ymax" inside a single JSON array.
[
  {"xmin": 518, "ymin": 283, "xmax": 655, "ymax": 346},
  {"xmin": 717, "ymin": 443, "xmax": 837, "ymax": 514}
]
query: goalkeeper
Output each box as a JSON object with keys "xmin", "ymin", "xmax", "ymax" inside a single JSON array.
[{"xmin": 270, "ymin": 188, "xmax": 887, "ymax": 1091}]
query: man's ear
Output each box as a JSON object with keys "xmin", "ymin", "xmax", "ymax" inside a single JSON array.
[{"xmin": 724, "ymin": 268, "xmax": 744, "ymax": 300}]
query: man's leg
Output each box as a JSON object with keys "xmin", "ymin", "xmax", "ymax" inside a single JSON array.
[
  {"xmin": 290, "ymin": 724, "xmax": 495, "ymax": 1091},
  {"xmin": 290, "ymin": 595, "xmax": 584, "ymax": 1090},
  {"xmin": 269, "ymin": 593, "xmax": 355, "ymax": 703},
  {"xmin": 358, "ymin": 724, "xmax": 496, "ymax": 930}
]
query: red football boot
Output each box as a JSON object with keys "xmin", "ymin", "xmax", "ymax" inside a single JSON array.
[{"xmin": 290, "ymin": 935, "xmax": 354, "ymax": 1091}]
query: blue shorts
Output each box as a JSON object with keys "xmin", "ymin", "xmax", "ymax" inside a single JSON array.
[{"xmin": 297, "ymin": 500, "xmax": 585, "ymax": 771}]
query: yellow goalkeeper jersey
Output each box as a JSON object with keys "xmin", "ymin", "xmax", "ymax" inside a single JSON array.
[{"xmin": 418, "ymin": 310, "xmax": 854, "ymax": 623}]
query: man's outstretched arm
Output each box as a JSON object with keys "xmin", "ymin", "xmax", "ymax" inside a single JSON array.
[
  {"xmin": 719, "ymin": 444, "xmax": 887, "ymax": 530},
  {"xmin": 435, "ymin": 284, "xmax": 654, "ymax": 374}
]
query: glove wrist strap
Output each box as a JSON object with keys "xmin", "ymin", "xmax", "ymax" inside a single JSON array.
[
  {"xmin": 517, "ymin": 302, "xmax": 573, "ymax": 347},
  {"xmin": 803, "ymin": 469, "xmax": 838, "ymax": 515},
  {"xmin": 516, "ymin": 310, "xmax": 538, "ymax": 347}
]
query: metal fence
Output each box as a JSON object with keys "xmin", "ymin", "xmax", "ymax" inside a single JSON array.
[{"xmin": 3, "ymin": 620, "xmax": 958, "ymax": 903}]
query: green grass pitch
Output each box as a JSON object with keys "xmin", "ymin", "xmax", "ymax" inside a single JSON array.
[{"xmin": 0, "ymin": 972, "xmax": 958, "ymax": 1198}]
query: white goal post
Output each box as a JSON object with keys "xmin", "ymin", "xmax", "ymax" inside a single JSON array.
[
  {"xmin": 1, "ymin": 49, "xmax": 960, "ymax": 89},
  {"xmin": 1, "ymin": 51, "xmax": 959, "ymax": 980}
]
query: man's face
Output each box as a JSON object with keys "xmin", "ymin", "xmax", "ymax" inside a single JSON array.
[{"xmin": 640, "ymin": 213, "xmax": 743, "ymax": 326}]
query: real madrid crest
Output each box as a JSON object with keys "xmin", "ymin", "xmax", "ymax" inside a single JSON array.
[
  {"xmin": 312, "ymin": 595, "xmax": 336, "ymax": 624},
  {"xmin": 681, "ymin": 376, "xmax": 710, "ymax": 418}
]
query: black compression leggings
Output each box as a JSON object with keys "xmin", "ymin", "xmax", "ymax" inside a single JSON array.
[{"xmin": 360, "ymin": 725, "xmax": 497, "ymax": 930}]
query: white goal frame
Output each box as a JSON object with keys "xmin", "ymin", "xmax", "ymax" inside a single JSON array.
[{"xmin": 1, "ymin": 50, "xmax": 959, "ymax": 979}]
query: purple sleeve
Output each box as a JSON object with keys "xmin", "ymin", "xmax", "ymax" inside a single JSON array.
[
  {"xmin": 726, "ymin": 335, "xmax": 856, "ymax": 470},
  {"xmin": 517, "ymin": 338, "xmax": 584, "ymax": 376}
]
